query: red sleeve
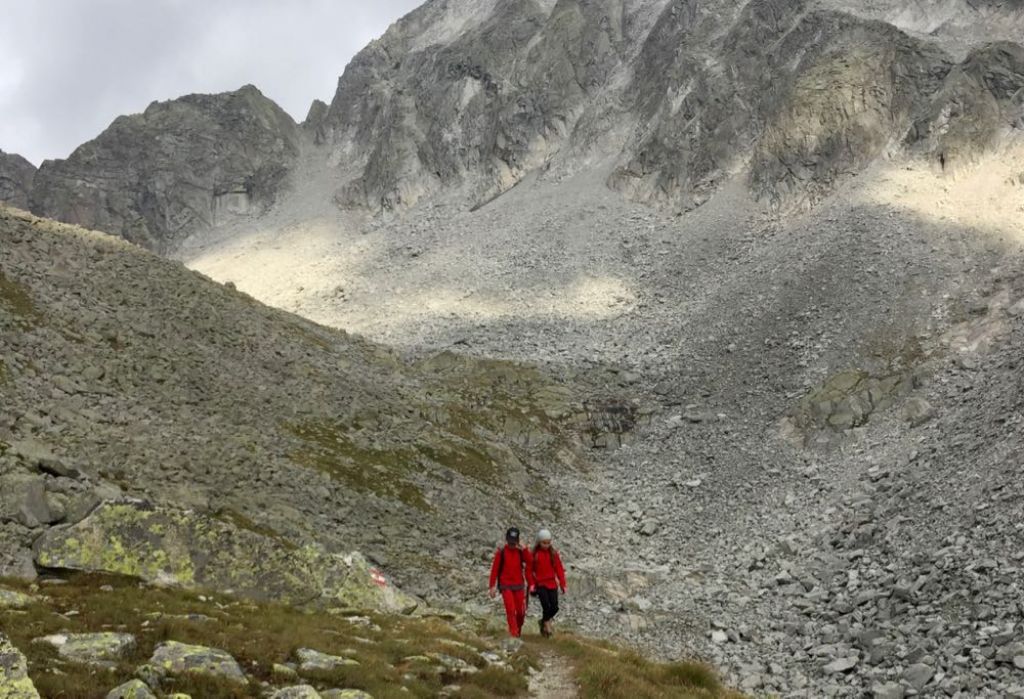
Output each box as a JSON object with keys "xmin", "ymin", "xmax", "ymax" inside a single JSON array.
[
  {"xmin": 489, "ymin": 549, "xmax": 501, "ymax": 588},
  {"xmin": 524, "ymin": 547, "xmax": 535, "ymax": 587},
  {"xmin": 555, "ymin": 552, "xmax": 566, "ymax": 589}
]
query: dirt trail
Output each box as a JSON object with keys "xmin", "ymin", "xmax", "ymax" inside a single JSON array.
[{"xmin": 529, "ymin": 649, "xmax": 579, "ymax": 699}]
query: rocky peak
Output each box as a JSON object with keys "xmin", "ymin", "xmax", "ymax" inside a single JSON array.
[
  {"xmin": 318, "ymin": 0, "xmax": 1024, "ymax": 214},
  {"xmin": 29, "ymin": 85, "xmax": 301, "ymax": 252},
  {"xmin": 0, "ymin": 151, "xmax": 36, "ymax": 211}
]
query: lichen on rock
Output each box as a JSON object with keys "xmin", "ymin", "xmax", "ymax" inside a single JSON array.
[
  {"xmin": 33, "ymin": 500, "xmax": 419, "ymax": 612},
  {"xmin": 149, "ymin": 640, "xmax": 246, "ymax": 683},
  {"xmin": 0, "ymin": 633, "xmax": 39, "ymax": 699}
]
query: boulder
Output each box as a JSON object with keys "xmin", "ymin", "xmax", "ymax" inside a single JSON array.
[
  {"xmin": 0, "ymin": 589, "xmax": 34, "ymax": 610},
  {"xmin": 0, "ymin": 473, "xmax": 58, "ymax": 528},
  {"xmin": 871, "ymin": 682, "xmax": 905, "ymax": 699},
  {"xmin": 296, "ymin": 648, "xmax": 359, "ymax": 672},
  {"xmin": 105, "ymin": 679, "xmax": 157, "ymax": 699},
  {"xmin": 903, "ymin": 663, "xmax": 935, "ymax": 691},
  {"xmin": 33, "ymin": 500, "xmax": 418, "ymax": 612},
  {"xmin": 149, "ymin": 641, "xmax": 245, "ymax": 682},
  {"xmin": 7, "ymin": 440, "xmax": 82, "ymax": 479},
  {"xmin": 37, "ymin": 633, "xmax": 135, "ymax": 665},
  {"xmin": 902, "ymin": 398, "xmax": 935, "ymax": 427},
  {"xmin": 270, "ymin": 687, "xmax": 321, "ymax": 699},
  {"xmin": 0, "ymin": 633, "xmax": 39, "ymax": 699},
  {"xmin": 320, "ymin": 692, "xmax": 374, "ymax": 699}
]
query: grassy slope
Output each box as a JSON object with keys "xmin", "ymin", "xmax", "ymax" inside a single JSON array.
[{"xmin": 1, "ymin": 576, "xmax": 741, "ymax": 699}]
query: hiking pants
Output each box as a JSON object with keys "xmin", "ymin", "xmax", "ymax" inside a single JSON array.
[
  {"xmin": 500, "ymin": 587, "xmax": 527, "ymax": 637},
  {"xmin": 537, "ymin": 586, "xmax": 560, "ymax": 623}
]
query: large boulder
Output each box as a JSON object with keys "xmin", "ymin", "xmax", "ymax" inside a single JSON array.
[
  {"xmin": 0, "ymin": 472, "xmax": 60, "ymax": 529},
  {"xmin": 149, "ymin": 641, "xmax": 246, "ymax": 683},
  {"xmin": 30, "ymin": 85, "xmax": 300, "ymax": 252},
  {"xmin": 37, "ymin": 633, "xmax": 135, "ymax": 665},
  {"xmin": 270, "ymin": 686, "xmax": 322, "ymax": 699},
  {"xmin": 295, "ymin": 648, "xmax": 358, "ymax": 673},
  {"xmin": 0, "ymin": 633, "xmax": 39, "ymax": 699},
  {"xmin": 33, "ymin": 500, "xmax": 418, "ymax": 612},
  {"xmin": 105, "ymin": 680, "xmax": 156, "ymax": 699}
]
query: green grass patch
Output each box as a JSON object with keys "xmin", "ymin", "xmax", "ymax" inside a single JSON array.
[
  {"xmin": 286, "ymin": 420, "xmax": 430, "ymax": 511},
  {"xmin": 214, "ymin": 507, "xmax": 293, "ymax": 548},
  {"xmin": 0, "ymin": 268, "xmax": 38, "ymax": 327},
  {"xmin": 540, "ymin": 635, "xmax": 744, "ymax": 699}
]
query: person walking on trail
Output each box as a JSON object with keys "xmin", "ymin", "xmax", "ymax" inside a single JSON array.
[
  {"xmin": 531, "ymin": 529, "xmax": 566, "ymax": 637},
  {"xmin": 489, "ymin": 526, "xmax": 534, "ymax": 637}
]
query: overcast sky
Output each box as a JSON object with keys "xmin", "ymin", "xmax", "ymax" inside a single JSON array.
[{"xmin": 0, "ymin": 0, "xmax": 422, "ymax": 165}]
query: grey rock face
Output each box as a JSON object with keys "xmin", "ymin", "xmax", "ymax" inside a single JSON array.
[
  {"xmin": 0, "ymin": 152, "xmax": 35, "ymax": 211},
  {"xmin": 316, "ymin": 0, "xmax": 1024, "ymax": 214},
  {"xmin": 30, "ymin": 85, "xmax": 300, "ymax": 252}
]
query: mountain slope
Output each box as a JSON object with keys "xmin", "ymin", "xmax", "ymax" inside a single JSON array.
[{"xmin": 0, "ymin": 205, "xmax": 638, "ymax": 601}]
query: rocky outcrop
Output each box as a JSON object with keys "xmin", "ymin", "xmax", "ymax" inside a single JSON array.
[
  {"xmin": 30, "ymin": 85, "xmax": 300, "ymax": 252},
  {"xmin": 904, "ymin": 41, "xmax": 1024, "ymax": 169},
  {"xmin": 0, "ymin": 152, "xmax": 35, "ymax": 211},
  {"xmin": 33, "ymin": 500, "xmax": 419, "ymax": 612}
]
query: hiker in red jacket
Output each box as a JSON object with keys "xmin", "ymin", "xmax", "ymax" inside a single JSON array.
[
  {"xmin": 531, "ymin": 528, "xmax": 566, "ymax": 637},
  {"xmin": 488, "ymin": 526, "xmax": 534, "ymax": 637}
]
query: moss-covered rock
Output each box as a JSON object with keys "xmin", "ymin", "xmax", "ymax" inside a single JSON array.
[
  {"xmin": 0, "ymin": 633, "xmax": 39, "ymax": 699},
  {"xmin": 295, "ymin": 648, "xmax": 359, "ymax": 673},
  {"xmin": 33, "ymin": 500, "xmax": 419, "ymax": 613},
  {"xmin": 320, "ymin": 691, "xmax": 374, "ymax": 699},
  {"xmin": 149, "ymin": 641, "xmax": 246, "ymax": 682},
  {"xmin": 37, "ymin": 632, "xmax": 135, "ymax": 665},
  {"xmin": 105, "ymin": 679, "xmax": 156, "ymax": 699},
  {"xmin": 0, "ymin": 589, "xmax": 34, "ymax": 610},
  {"xmin": 270, "ymin": 685, "xmax": 322, "ymax": 698}
]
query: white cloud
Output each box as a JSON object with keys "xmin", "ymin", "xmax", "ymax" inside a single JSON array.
[{"xmin": 0, "ymin": 0, "xmax": 422, "ymax": 164}]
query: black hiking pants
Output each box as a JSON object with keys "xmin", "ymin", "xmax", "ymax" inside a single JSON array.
[{"xmin": 537, "ymin": 586, "xmax": 560, "ymax": 623}]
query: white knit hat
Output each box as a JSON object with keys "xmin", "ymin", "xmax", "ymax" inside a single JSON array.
[{"xmin": 537, "ymin": 528, "xmax": 552, "ymax": 542}]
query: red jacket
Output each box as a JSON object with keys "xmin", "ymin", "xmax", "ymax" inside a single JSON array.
[
  {"xmin": 489, "ymin": 545, "xmax": 534, "ymax": 589},
  {"xmin": 532, "ymin": 547, "xmax": 566, "ymax": 590}
]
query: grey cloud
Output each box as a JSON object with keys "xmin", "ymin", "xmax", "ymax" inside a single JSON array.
[{"xmin": 0, "ymin": 0, "xmax": 422, "ymax": 164}]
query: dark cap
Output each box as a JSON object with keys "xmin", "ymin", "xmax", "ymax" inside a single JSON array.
[{"xmin": 505, "ymin": 527, "xmax": 520, "ymax": 542}]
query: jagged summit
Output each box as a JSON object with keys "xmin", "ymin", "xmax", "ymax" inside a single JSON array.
[
  {"xmin": 26, "ymin": 85, "xmax": 301, "ymax": 252},
  {"xmin": 3, "ymin": 0, "xmax": 1021, "ymax": 251}
]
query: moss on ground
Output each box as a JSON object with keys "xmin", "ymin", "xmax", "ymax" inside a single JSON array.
[
  {"xmin": 286, "ymin": 420, "xmax": 430, "ymax": 511},
  {"xmin": 214, "ymin": 507, "xmax": 293, "ymax": 548},
  {"xmin": 0, "ymin": 573, "xmax": 533, "ymax": 699},
  {"xmin": 285, "ymin": 352, "xmax": 587, "ymax": 508},
  {"xmin": 0, "ymin": 269, "xmax": 38, "ymax": 327}
]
